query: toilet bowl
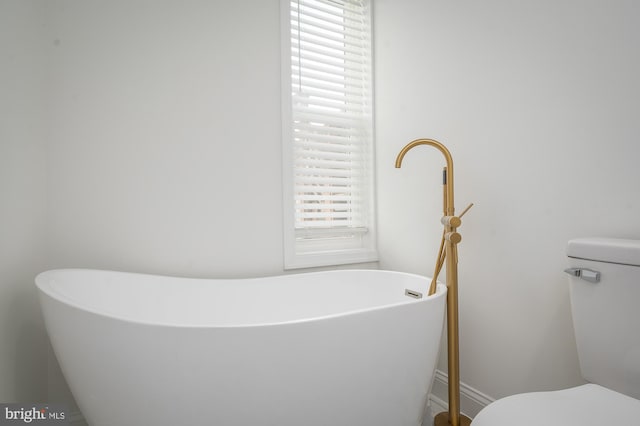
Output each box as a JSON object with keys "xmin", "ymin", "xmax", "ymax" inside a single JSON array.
[
  {"xmin": 472, "ymin": 384, "xmax": 640, "ymax": 425},
  {"xmin": 472, "ymin": 238, "xmax": 640, "ymax": 425}
]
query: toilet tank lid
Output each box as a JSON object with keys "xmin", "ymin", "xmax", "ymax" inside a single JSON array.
[{"xmin": 567, "ymin": 238, "xmax": 640, "ymax": 266}]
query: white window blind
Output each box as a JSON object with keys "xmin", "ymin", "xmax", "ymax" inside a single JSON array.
[{"xmin": 282, "ymin": 0, "xmax": 377, "ymax": 269}]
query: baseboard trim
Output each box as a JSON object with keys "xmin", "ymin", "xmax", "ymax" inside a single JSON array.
[{"xmin": 430, "ymin": 369, "xmax": 495, "ymax": 419}]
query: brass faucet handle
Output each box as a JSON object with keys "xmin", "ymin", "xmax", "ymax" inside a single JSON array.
[
  {"xmin": 441, "ymin": 203, "xmax": 473, "ymax": 228},
  {"xmin": 459, "ymin": 202, "xmax": 474, "ymax": 218}
]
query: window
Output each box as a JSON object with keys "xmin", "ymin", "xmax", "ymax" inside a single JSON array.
[{"xmin": 281, "ymin": 0, "xmax": 377, "ymax": 269}]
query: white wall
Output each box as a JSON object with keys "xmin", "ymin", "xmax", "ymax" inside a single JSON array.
[
  {"xmin": 375, "ymin": 0, "xmax": 640, "ymax": 403},
  {"xmin": 0, "ymin": 0, "xmax": 49, "ymax": 402},
  {"xmin": 46, "ymin": 0, "xmax": 284, "ymax": 278}
]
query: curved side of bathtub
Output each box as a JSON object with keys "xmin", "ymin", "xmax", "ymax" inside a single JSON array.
[{"xmin": 37, "ymin": 270, "xmax": 446, "ymax": 426}]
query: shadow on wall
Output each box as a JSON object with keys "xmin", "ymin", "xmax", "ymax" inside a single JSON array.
[{"xmin": 5, "ymin": 277, "xmax": 47, "ymax": 402}]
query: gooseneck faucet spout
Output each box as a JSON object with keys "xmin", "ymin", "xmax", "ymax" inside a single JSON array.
[
  {"xmin": 395, "ymin": 138, "xmax": 455, "ymax": 217},
  {"xmin": 395, "ymin": 138, "xmax": 472, "ymax": 426}
]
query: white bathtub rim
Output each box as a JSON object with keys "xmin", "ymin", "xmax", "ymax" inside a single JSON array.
[{"xmin": 36, "ymin": 268, "xmax": 447, "ymax": 329}]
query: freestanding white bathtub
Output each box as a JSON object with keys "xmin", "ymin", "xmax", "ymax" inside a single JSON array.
[{"xmin": 36, "ymin": 269, "xmax": 446, "ymax": 426}]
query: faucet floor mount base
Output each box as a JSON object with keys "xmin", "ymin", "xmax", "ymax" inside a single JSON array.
[{"xmin": 434, "ymin": 411, "xmax": 472, "ymax": 426}]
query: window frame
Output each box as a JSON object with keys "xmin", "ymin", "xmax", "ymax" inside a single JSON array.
[{"xmin": 280, "ymin": 0, "xmax": 377, "ymax": 269}]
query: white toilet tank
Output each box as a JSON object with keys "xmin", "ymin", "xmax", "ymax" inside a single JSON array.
[{"xmin": 567, "ymin": 238, "xmax": 640, "ymax": 400}]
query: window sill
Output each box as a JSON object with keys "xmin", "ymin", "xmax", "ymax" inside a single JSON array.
[{"xmin": 284, "ymin": 248, "xmax": 378, "ymax": 270}]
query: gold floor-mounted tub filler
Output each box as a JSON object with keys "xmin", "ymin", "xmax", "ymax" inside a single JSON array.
[{"xmin": 395, "ymin": 139, "xmax": 473, "ymax": 426}]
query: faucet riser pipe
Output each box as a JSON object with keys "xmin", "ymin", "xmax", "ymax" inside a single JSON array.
[{"xmin": 395, "ymin": 138, "xmax": 472, "ymax": 426}]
